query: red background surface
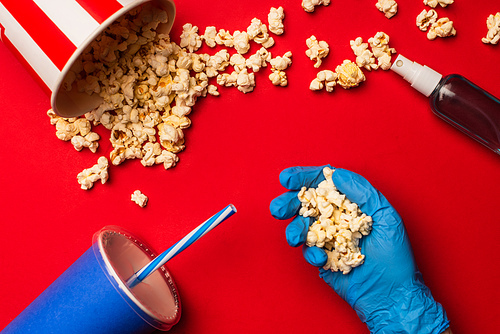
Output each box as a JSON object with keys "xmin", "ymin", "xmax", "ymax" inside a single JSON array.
[{"xmin": 1, "ymin": 0, "xmax": 499, "ymax": 333}]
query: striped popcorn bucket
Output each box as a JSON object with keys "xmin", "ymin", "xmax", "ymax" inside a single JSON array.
[{"xmin": 0, "ymin": 0, "xmax": 175, "ymax": 117}]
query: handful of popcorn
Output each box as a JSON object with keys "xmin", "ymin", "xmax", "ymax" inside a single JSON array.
[{"xmin": 298, "ymin": 167, "xmax": 373, "ymax": 274}]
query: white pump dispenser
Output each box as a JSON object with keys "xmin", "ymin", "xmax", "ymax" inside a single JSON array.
[{"xmin": 391, "ymin": 55, "xmax": 442, "ymax": 97}]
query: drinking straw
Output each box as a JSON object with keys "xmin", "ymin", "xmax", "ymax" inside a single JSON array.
[{"xmin": 127, "ymin": 204, "xmax": 237, "ymax": 288}]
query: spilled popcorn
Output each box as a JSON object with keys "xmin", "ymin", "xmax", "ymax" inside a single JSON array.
[
  {"xmin": 48, "ymin": 4, "xmax": 292, "ymax": 191},
  {"xmin": 77, "ymin": 156, "xmax": 109, "ymax": 190},
  {"xmin": 269, "ymin": 51, "xmax": 293, "ymax": 86},
  {"xmin": 268, "ymin": 7, "xmax": 285, "ymax": 35},
  {"xmin": 350, "ymin": 37, "xmax": 378, "ymax": 71},
  {"xmin": 309, "ymin": 70, "xmax": 337, "ymax": 92},
  {"xmin": 335, "ymin": 60, "xmax": 366, "ymax": 89},
  {"xmin": 416, "ymin": 9, "xmax": 438, "ymax": 32},
  {"xmin": 131, "ymin": 190, "xmax": 148, "ymax": 207},
  {"xmin": 482, "ymin": 12, "xmax": 500, "ymax": 45},
  {"xmin": 368, "ymin": 32, "xmax": 396, "ymax": 70},
  {"xmin": 415, "ymin": 2, "xmax": 456, "ymax": 40},
  {"xmin": 376, "ymin": 0, "xmax": 398, "ymax": 19},
  {"xmin": 47, "ymin": 110, "xmax": 100, "ymax": 152},
  {"xmin": 305, "ymin": 35, "xmax": 329, "ymax": 68},
  {"xmin": 298, "ymin": 167, "xmax": 373, "ymax": 274},
  {"xmin": 423, "ymin": 0, "xmax": 454, "ymax": 8},
  {"xmin": 427, "ymin": 17, "xmax": 456, "ymax": 40},
  {"xmin": 302, "ymin": 0, "xmax": 330, "ymax": 13},
  {"xmin": 309, "ymin": 32, "xmax": 396, "ymax": 93}
]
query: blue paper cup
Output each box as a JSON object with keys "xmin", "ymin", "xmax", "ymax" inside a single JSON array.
[{"xmin": 2, "ymin": 226, "xmax": 181, "ymax": 333}]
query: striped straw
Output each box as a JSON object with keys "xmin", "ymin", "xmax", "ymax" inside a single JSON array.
[{"xmin": 127, "ymin": 204, "xmax": 237, "ymax": 288}]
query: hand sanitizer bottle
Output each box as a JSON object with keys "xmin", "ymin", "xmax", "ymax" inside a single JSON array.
[{"xmin": 391, "ymin": 54, "xmax": 500, "ymax": 155}]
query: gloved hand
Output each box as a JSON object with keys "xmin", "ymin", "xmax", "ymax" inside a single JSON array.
[{"xmin": 270, "ymin": 165, "xmax": 450, "ymax": 334}]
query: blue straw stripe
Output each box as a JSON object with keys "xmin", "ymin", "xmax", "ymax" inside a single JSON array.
[
  {"xmin": 135, "ymin": 226, "xmax": 204, "ymax": 281},
  {"xmin": 176, "ymin": 216, "xmax": 217, "ymax": 252},
  {"xmin": 130, "ymin": 204, "xmax": 236, "ymax": 286}
]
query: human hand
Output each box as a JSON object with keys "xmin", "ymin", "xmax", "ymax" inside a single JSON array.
[{"xmin": 270, "ymin": 165, "xmax": 450, "ymax": 333}]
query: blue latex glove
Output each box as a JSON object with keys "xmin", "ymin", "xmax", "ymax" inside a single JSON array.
[{"xmin": 270, "ymin": 165, "xmax": 450, "ymax": 334}]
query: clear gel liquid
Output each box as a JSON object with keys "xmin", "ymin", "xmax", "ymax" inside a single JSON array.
[{"xmin": 430, "ymin": 74, "xmax": 500, "ymax": 155}]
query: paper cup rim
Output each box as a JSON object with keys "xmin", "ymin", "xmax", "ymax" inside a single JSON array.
[{"xmin": 93, "ymin": 225, "xmax": 181, "ymax": 331}]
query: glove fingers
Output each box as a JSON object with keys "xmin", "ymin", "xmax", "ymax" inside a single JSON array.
[
  {"xmin": 279, "ymin": 165, "xmax": 332, "ymax": 190},
  {"xmin": 303, "ymin": 245, "xmax": 328, "ymax": 267},
  {"xmin": 270, "ymin": 190, "xmax": 301, "ymax": 220},
  {"xmin": 332, "ymin": 168, "xmax": 400, "ymax": 228},
  {"xmin": 285, "ymin": 215, "xmax": 312, "ymax": 247}
]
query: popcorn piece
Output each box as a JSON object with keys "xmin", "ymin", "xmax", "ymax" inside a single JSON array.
[
  {"xmin": 202, "ymin": 26, "xmax": 217, "ymax": 47},
  {"xmin": 163, "ymin": 114, "xmax": 191, "ymax": 129},
  {"xmin": 368, "ymin": 32, "xmax": 396, "ymax": 70},
  {"xmin": 246, "ymin": 47, "xmax": 271, "ymax": 72},
  {"xmin": 268, "ymin": 7, "xmax": 285, "ymax": 35},
  {"xmin": 236, "ymin": 69, "xmax": 256, "ymax": 93},
  {"xmin": 350, "ymin": 37, "xmax": 378, "ymax": 71},
  {"xmin": 247, "ymin": 18, "xmax": 263, "ymax": 40},
  {"xmin": 299, "ymin": 167, "xmax": 373, "ymax": 274},
  {"xmin": 217, "ymin": 72, "xmax": 238, "ymax": 87},
  {"xmin": 207, "ymin": 49, "xmax": 230, "ymax": 73},
  {"xmin": 268, "ymin": 51, "xmax": 292, "ymax": 86},
  {"xmin": 131, "ymin": 190, "xmax": 148, "ymax": 207},
  {"xmin": 423, "ymin": 0, "xmax": 454, "ymax": 8},
  {"xmin": 302, "ymin": 0, "xmax": 331, "ymax": 13},
  {"xmin": 47, "ymin": 109, "xmax": 60, "ymax": 125},
  {"xmin": 207, "ymin": 84, "xmax": 219, "ymax": 96},
  {"xmin": 215, "ymin": 29, "xmax": 234, "ymax": 47},
  {"xmin": 427, "ymin": 17, "xmax": 457, "ymax": 40},
  {"xmin": 416, "ymin": 9, "xmax": 438, "ymax": 31},
  {"xmin": 180, "ymin": 23, "xmax": 202, "ymax": 52},
  {"xmin": 155, "ymin": 150, "xmax": 179, "ymax": 169},
  {"xmin": 77, "ymin": 156, "xmax": 109, "ymax": 190},
  {"xmin": 158, "ymin": 122, "xmax": 185, "ymax": 153},
  {"xmin": 482, "ymin": 13, "xmax": 500, "ymax": 45},
  {"xmin": 309, "ymin": 77, "xmax": 324, "ymax": 91},
  {"xmin": 310, "ymin": 70, "xmax": 337, "ymax": 92},
  {"xmin": 230, "ymin": 53, "xmax": 247, "ymax": 73},
  {"xmin": 74, "ymin": 118, "xmax": 92, "ymax": 136},
  {"xmin": 54, "ymin": 118, "xmax": 79, "ymax": 141},
  {"xmin": 191, "ymin": 53, "xmax": 207, "ymax": 73},
  {"xmin": 71, "ymin": 132, "xmax": 100, "ymax": 153},
  {"xmin": 269, "ymin": 69, "xmax": 288, "ymax": 86},
  {"xmin": 269, "ymin": 51, "xmax": 292, "ymax": 71},
  {"xmin": 48, "ymin": 110, "xmax": 96, "ymax": 142},
  {"xmin": 206, "ymin": 49, "xmax": 230, "ymax": 77},
  {"xmin": 233, "ymin": 30, "xmax": 250, "ymax": 54},
  {"xmin": 319, "ymin": 70, "xmax": 337, "ymax": 91},
  {"xmin": 335, "ymin": 60, "xmax": 366, "ymax": 89},
  {"xmin": 376, "ymin": 0, "xmax": 398, "ymax": 19},
  {"xmin": 305, "ymin": 36, "xmax": 329, "ymax": 68},
  {"xmin": 141, "ymin": 142, "xmax": 162, "ymax": 167},
  {"xmin": 247, "ymin": 18, "xmax": 275, "ymax": 48}
]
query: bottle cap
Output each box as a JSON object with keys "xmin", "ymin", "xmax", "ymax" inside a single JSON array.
[{"xmin": 390, "ymin": 54, "xmax": 443, "ymax": 97}]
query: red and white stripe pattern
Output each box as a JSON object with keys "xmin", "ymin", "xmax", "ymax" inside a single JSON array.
[{"xmin": 0, "ymin": 0, "xmax": 141, "ymax": 93}]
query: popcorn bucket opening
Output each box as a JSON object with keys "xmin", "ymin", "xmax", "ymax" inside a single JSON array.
[
  {"xmin": 53, "ymin": 0, "xmax": 176, "ymax": 118},
  {"xmin": 0, "ymin": 0, "xmax": 175, "ymax": 118}
]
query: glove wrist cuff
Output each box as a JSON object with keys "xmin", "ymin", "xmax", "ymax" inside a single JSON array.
[{"xmin": 358, "ymin": 277, "xmax": 450, "ymax": 334}]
